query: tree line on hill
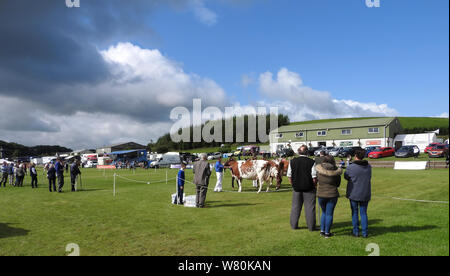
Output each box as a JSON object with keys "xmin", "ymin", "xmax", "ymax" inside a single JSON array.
[
  {"xmin": 0, "ymin": 140, "xmax": 73, "ymax": 159},
  {"xmin": 147, "ymin": 114, "xmax": 290, "ymax": 153}
]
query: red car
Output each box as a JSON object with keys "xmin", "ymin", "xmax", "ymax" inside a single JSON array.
[
  {"xmin": 428, "ymin": 144, "xmax": 446, "ymax": 158},
  {"xmin": 424, "ymin": 143, "xmax": 440, "ymax": 154},
  {"xmin": 368, "ymin": 147, "xmax": 395, "ymax": 159}
]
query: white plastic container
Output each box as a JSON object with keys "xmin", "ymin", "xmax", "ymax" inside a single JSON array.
[{"xmin": 184, "ymin": 195, "xmax": 197, "ymax": 207}]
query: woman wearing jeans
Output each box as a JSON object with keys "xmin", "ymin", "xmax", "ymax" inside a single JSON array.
[
  {"xmin": 344, "ymin": 149, "xmax": 372, "ymax": 238},
  {"xmin": 316, "ymin": 155, "xmax": 343, "ymax": 238}
]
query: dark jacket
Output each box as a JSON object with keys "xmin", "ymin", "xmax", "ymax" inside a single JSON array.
[
  {"xmin": 70, "ymin": 163, "xmax": 81, "ymax": 177},
  {"xmin": 193, "ymin": 160, "xmax": 211, "ymax": 186},
  {"xmin": 290, "ymin": 156, "xmax": 315, "ymax": 192},
  {"xmin": 316, "ymin": 163, "xmax": 342, "ymax": 198},
  {"xmin": 47, "ymin": 167, "xmax": 56, "ymax": 179},
  {"xmin": 344, "ymin": 160, "xmax": 372, "ymax": 202}
]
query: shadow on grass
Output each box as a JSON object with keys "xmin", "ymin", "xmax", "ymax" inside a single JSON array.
[
  {"xmin": 331, "ymin": 219, "xmax": 439, "ymax": 237},
  {"xmin": 0, "ymin": 223, "xmax": 30, "ymax": 239}
]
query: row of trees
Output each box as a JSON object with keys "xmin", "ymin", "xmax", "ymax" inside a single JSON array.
[
  {"xmin": 0, "ymin": 140, "xmax": 72, "ymax": 159},
  {"xmin": 147, "ymin": 114, "xmax": 290, "ymax": 153}
]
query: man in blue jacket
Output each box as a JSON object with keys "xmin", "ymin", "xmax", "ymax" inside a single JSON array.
[
  {"xmin": 344, "ymin": 149, "xmax": 372, "ymax": 238},
  {"xmin": 176, "ymin": 162, "xmax": 186, "ymax": 205}
]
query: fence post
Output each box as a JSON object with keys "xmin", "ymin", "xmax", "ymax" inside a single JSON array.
[
  {"xmin": 166, "ymin": 169, "xmax": 168, "ymax": 184},
  {"xmin": 113, "ymin": 173, "xmax": 116, "ymax": 197}
]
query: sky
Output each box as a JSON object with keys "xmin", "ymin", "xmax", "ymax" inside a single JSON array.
[{"xmin": 0, "ymin": 0, "xmax": 448, "ymax": 150}]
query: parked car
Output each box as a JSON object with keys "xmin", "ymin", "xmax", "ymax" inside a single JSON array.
[
  {"xmin": 276, "ymin": 147, "xmax": 294, "ymax": 158},
  {"xmin": 314, "ymin": 146, "xmax": 333, "ymax": 157},
  {"xmin": 424, "ymin": 143, "xmax": 440, "ymax": 154},
  {"xmin": 364, "ymin": 146, "xmax": 380, "ymax": 157},
  {"xmin": 428, "ymin": 144, "xmax": 446, "ymax": 158},
  {"xmin": 329, "ymin": 147, "xmax": 344, "ymax": 157},
  {"xmin": 85, "ymin": 160, "xmax": 98, "ymax": 168},
  {"xmin": 368, "ymin": 147, "xmax": 395, "ymax": 159},
  {"xmin": 395, "ymin": 145, "xmax": 420, "ymax": 158},
  {"xmin": 338, "ymin": 146, "xmax": 363, "ymax": 158},
  {"xmin": 307, "ymin": 146, "xmax": 322, "ymax": 157},
  {"xmin": 207, "ymin": 152, "xmax": 222, "ymax": 160}
]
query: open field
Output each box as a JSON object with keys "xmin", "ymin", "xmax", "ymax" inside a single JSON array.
[{"xmin": 0, "ymin": 167, "xmax": 448, "ymax": 256}]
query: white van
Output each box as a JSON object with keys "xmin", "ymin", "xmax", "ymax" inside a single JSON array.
[{"xmin": 150, "ymin": 152, "xmax": 181, "ymax": 168}]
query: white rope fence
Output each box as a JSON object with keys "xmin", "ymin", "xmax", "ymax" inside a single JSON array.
[{"xmin": 111, "ymin": 171, "xmax": 449, "ymax": 204}]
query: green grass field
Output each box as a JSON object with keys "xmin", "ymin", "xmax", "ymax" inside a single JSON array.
[{"xmin": 0, "ymin": 167, "xmax": 448, "ymax": 256}]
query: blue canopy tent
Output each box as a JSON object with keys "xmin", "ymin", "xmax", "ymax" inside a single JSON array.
[{"xmin": 107, "ymin": 149, "xmax": 147, "ymax": 164}]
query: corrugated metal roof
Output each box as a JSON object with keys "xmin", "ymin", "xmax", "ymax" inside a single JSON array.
[{"xmin": 273, "ymin": 117, "xmax": 396, "ymax": 133}]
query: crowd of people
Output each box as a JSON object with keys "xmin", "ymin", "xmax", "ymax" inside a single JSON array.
[
  {"xmin": 286, "ymin": 145, "xmax": 372, "ymax": 238},
  {"xmin": 0, "ymin": 157, "xmax": 82, "ymax": 193},
  {"xmin": 185, "ymin": 145, "xmax": 372, "ymax": 239}
]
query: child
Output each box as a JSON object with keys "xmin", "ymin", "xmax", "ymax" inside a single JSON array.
[
  {"xmin": 339, "ymin": 159, "xmax": 345, "ymax": 168},
  {"xmin": 176, "ymin": 162, "xmax": 186, "ymax": 205}
]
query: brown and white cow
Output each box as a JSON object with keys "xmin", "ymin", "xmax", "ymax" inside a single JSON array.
[
  {"xmin": 274, "ymin": 158, "xmax": 290, "ymax": 190},
  {"xmin": 224, "ymin": 158, "xmax": 279, "ymax": 193}
]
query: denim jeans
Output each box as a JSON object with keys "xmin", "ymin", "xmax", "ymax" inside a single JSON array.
[
  {"xmin": 350, "ymin": 200, "xmax": 369, "ymax": 237},
  {"xmin": 318, "ymin": 197, "xmax": 338, "ymax": 234}
]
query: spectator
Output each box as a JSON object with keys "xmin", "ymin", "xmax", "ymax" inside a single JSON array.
[
  {"xmin": 346, "ymin": 154, "xmax": 353, "ymax": 167},
  {"xmin": 30, "ymin": 163, "xmax": 38, "ymax": 188},
  {"xmin": 47, "ymin": 164, "xmax": 57, "ymax": 192},
  {"xmin": 193, "ymin": 153, "xmax": 211, "ymax": 208},
  {"xmin": 339, "ymin": 159, "xmax": 345, "ymax": 168},
  {"xmin": 316, "ymin": 155, "xmax": 342, "ymax": 238},
  {"xmin": 344, "ymin": 149, "xmax": 372, "ymax": 238},
  {"xmin": 70, "ymin": 160, "xmax": 81, "ymax": 192},
  {"xmin": 176, "ymin": 162, "xmax": 186, "ymax": 205},
  {"xmin": 315, "ymin": 151, "xmax": 326, "ymax": 165},
  {"xmin": 1, "ymin": 162, "xmax": 8, "ymax": 187},
  {"xmin": 214, "ymin": 157, "xmax": 224, "ymax": 192},
  {"xmin": 55, "ymin": 158, "xmax": 65, "ymax": 193},
  {"xmin": 8, "ymin": 163, "xmax": 14, "ymax": 186},
  {"xmin": 16, "ymin": 163, "xmax": 25, "ymax": 187},
  {"xmin": 287, "ymin": 145, "xmax": 317, "ymax": 231}
]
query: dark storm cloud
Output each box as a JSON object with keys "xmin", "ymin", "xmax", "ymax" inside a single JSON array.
[
  {"xmin": 0, "ymin": 0, "xmax": 160, "ymax": 89},
  {"xmin": 0, "ymin": 0, "xmax": 215, "ymax": 121}
]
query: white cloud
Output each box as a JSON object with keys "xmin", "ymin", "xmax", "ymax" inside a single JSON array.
[
  {"xmin": 435, "ymin": 112, "xmax": 449, "ymax": 118},
  {"xmin": 257, "ymin": 68, "xmax": 399, "ymax": 122},
  {"xmin": 190, "ymin": 0, "xmax": 218, "ymax": 26},
  {"xmin": 0, "ymin": 42, "xmax": 229, "ymax": 149}
]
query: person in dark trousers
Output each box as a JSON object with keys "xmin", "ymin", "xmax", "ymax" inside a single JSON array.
[
  {"xmin": 176, "ymin": 162, "xmax": 186, "ymax": 205},
  {"xmin": 344, "ymin": 149, "xmax": 372, "ymax": 238},
  {"xmin": 55, "ymin": 158, "xmax": 64, "ymax": 192},
  {"xmin": 316, "ymin": 155, "xmax": 343, "ymax": 238},
  {"xmin": 30, "ymin": 163, "xmax": 38, "ymax": 188},
  {"xmin": 8, "ymin": 163, "xmax": 14, "ymax": 186},
  {"xmin": 193, "ymin": 153, "xmax": 211, "ymax": 208},
  {"xmin": 1, "ymin": 162, "xmax": 8, "ymax": 187},
  {"xmin": 16, "ymin": 163, "xmax": 25, "ymax": 187},
  {"xmin": 47, "ymin": 164, "xmax": 57, "ymax": 192},
  {"xmin": 287, "ymin": 145, "xmax": 317, "ymax": 231},
  {"xmin": 70, "ymin": 160, "xmax": 81, "ymax": 192}
]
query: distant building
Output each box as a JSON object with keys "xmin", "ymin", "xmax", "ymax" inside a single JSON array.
[
  {"xmin": 269, "ymin": 117, "xmax": 402, "ymax": 153},
  {"xmin": 96, "ymin": 142, "xmax": 146, "ymax": 154}
]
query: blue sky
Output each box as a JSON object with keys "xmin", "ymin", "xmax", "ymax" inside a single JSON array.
[
  {"xmin": 0, "ymin": 0, "xmax": 448, "ymax": 148},
  {"xmin": 147, "ymin": 0, "xmax": 449, "ymax": 116}
]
